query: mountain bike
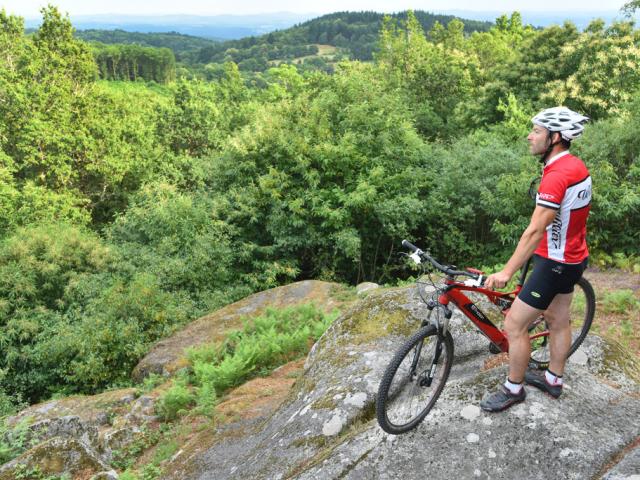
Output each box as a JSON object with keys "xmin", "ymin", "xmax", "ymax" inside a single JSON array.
[{"xmin": 375, "ymin": 239, "xmax": 595, "ymax": 435}]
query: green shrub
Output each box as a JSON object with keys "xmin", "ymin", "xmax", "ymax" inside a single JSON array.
[
  {"xmin": 188, "ymin": 303, "xmax": 339, "ymax": 412},
  {"xmin": 573, "ymin": 98, "xmax": 640, "ymax": 256},
  {"xmin": 0, "ymin": 417, "xmax": 34, "ymax": 465},
  {"xmin": 591, "ymin": 252, "xmax": 640, "ymax": 273},
  {"xmin": 156, "ymin": 381, "xmax": 195, "ymax": 421},
  {"xmin": 0, "ymin": 224, "xmax": 115, "ymax": 401},
  {"xmin": 138, "ymin": 463, "xmax": 162, "ymax": 480},
  {"xmin": 107, "ymin": 182, "xmax": 251, "ymax": 311},
  {"xmin": 139, "ymin": 374, "xmax": 167, "ymax": 394},
  {"xmin": 152, "ymin": 438, "xmax": 179, "ymax": 464},
  {"xmin": 602, "ymin": 290, "xmax": 640, "ymax": 314},
  {"xmin": 0, "ymin": 223, "xmax": 111, "ymax": 315}
]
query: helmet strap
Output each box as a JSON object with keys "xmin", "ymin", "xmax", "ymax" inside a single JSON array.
[{"xmin": 541, "ymin": 131, "xmax": 560, "ymax": 164}]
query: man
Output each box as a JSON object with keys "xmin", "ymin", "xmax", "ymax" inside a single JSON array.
[{"xmin": 480, "ymin": 106, "xmax": 591, "ymax": 412}]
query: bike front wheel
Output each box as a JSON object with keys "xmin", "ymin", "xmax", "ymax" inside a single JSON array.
[
  {"xmin": 376, "ymin": 325, "xmax": 454, "ymax": 435},
  {"xmin": 529, "ymin": 276, "xmax": 595, "ymax": 368}
]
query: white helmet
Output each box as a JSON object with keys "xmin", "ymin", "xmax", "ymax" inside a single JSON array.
[{"xmin": 531, "ymin": 107, "xmax": 589, "ymax": 141}]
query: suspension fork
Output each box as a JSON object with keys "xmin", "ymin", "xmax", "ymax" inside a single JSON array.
[{"xmin": 411, "ymin": 302, "xmax": 451, "ymax": 387}]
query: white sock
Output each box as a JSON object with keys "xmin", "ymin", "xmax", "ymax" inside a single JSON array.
[
  {"xmin": 504, "ymin": 378, "xmax": 523, "ymax": 394},
  {"xmin": 545, "ymin": 370, "xmax": 563, "ymax": 386}
]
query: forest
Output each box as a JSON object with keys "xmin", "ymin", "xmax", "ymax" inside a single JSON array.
[
  {"xmin": 77, "ymin": 10, "xmax": 493, "ymax": 76},
  {"xmin": 0, "ymin": 5, "xmax": 638, "ymax": 416}
]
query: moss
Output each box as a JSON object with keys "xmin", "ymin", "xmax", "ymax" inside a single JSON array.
[
  {"xmin": 600, "ymin": 337, "xmax": 640, "ymax": 383},
  {"xmin": 290, "ymin": 435, "xmax": 330, "ymax": 450},
  {"xmin": 292, "ymin": 375, "xmax": 317, "ymax": 396},
  {"xmin": 340, "ymin": 288, "xmax": 417, "ymax": 343},
  {"xmin": 0, "ymin": 438, "xmax": 105, "ymax": 480},
  {"xmin": 310, "ymin": 396, "xmax": 338, "ymax": 411},
  {"xmin": 328, "ymin": 284, "xmax": 358, "ymax": 303}
]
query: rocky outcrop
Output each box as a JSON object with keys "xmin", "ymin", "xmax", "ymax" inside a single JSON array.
[
  {"xmin": 601, "ymin": 444, "xmax": 640, "ymax": 479},
  {"xmin": 0, "ymin": 437, "xmax": 109, "ymax": 480},
  {"xmin": 0, "ymin": 280, "xmax": 351, "ymax": 479},
  {"xmin": 132, "ymin": 280, "xmax": 346, "ymax": 382},
  {"xmin": 1, "ymin": 387, "xmax": 158, "ymax": 479},
  {"xmin": 355, "ymin": 282, "xmax": 379, "ymax": 295},
  {"xmin": 2, "ymin": 281, "xmax": 638, "ymax": 479},
  {"xmin": 162, "ymin": 285, "xmax": 640, "ymax": 480}
]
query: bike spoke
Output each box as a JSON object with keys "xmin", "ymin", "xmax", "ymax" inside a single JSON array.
[{"xmin": 383, "ymin": 335, "xmax": 447, "ymax": 427}]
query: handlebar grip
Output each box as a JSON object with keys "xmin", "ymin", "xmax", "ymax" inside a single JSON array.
[{"xmin": 401, "ymin": 239, "xmax": 421, "ymax": 253}]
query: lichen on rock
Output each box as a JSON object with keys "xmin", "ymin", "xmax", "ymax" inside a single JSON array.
[{"xmin": 0, "ymin": 437, "xmax": 109, "ymax": 480}]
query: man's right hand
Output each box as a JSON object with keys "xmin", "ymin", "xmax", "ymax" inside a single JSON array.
[{"xmin": 485, "ymin": 270, "xmax": 512, "ymax": 290}]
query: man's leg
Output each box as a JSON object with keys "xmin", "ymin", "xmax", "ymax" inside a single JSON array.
[
  {"xmin": 480, "ymin": 298, "xmax": 544, "ymax": 412},
  {"xmin": 544, "ymin": 291, "xmax": 573, "ymax": 375},
  {"xmin": 505, "ymin": 298, "xmax": 546, "ymax": 382},
  {"xmin": 524, "ymin": 292, "xmax": 573, "ymax": 398}
]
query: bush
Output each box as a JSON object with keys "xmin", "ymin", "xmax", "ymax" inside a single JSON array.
[
  {"xmin": 0, "ymin": 417, "xmax": 33, "ymax": 465},
  {"xmin": 573, "ymin": 98, "xmax": 640, "ymax": 255},
  {"xmin": 187, "ymin": 303, "xmax": 339, "ymax": 411},
  {"xmin": 107, "ymin": 183, "xmax": 249, "ymax": 311},
  {"xmin": 156, "ymin": 381, "xmax": 195, "ymax": 421},
  {"xmin": 602, "ymin": 290, "xmax": 640, "ymax": 314},
  {"xmin": 0, "ymin": 224, "xmax": 113, "ymax": 401}
]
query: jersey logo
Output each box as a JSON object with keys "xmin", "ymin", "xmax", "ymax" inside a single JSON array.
[
  {"xmin": 531, "ymin": 292, "xmax": 541, "ymax": 298},
  {"xmin": 550, "ymin": 214, "xmax": 563, "ymax": 249},
  {"xmin": 539, "ymin": 192, "xmax": 557, "ymax": 201},
  {"xmin": 577, "ymin": 187, "xmax": 591, "ymax": 200}
]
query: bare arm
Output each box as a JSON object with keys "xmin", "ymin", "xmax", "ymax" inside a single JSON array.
[{"xmin": 485, "ymin": 206, "xmax": 558, "ymax": 289}]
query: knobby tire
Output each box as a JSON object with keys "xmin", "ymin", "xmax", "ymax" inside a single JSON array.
[{"xmin": 376, "ymin": 325, "xmax": 454, "ymax": 435}]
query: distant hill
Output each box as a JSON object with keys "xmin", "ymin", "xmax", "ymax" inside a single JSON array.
[
  {"xmin": 68, "ymin": 11, "xmax": 494, "ymax": 74},
  {"xmin": 192, "ymin": 11, "xmax": 493, "ymax": 71},
  {"xmin": 25, "ymin": 12, "xmax": 319, "ymax": 40}
]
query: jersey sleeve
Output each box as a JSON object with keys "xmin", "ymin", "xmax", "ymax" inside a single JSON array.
[{"xmin": 536, "ymin": 171, "xmax": 567, "ymax": 210}]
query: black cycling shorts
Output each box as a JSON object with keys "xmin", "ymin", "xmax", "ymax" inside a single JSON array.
[{"xmin": 518, "ymin": 255, "xmax": 588, "ymax": 310}]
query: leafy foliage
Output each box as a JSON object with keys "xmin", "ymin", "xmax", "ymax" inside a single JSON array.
[
  {"xmin": 156, "ymin": 379, "xmax": 195, "ymax": 421},
  {"xmin": 179, "ymin": 304, "xmax": 339, "ymax": 415},
  {"xmin": 0, "ymin": 417, "xmax": 33, "ymax": 464},
  {"xmin": 0, "ymin": 7, "xmax": 639, "ymax": 408},
  {"xmin": 93, "ymin": 43, "xmax": 176, "ymax": 83},
  {"xmin": 193, "ymin": 10, "xmax": 492, "ymax": 71}
]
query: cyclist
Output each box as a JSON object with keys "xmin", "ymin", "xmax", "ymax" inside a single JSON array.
[{"xmin": 480, "ymin": 107, "xmax": 591, "ymax": 412}]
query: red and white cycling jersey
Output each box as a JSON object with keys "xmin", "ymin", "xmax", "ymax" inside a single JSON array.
[{"xmin": 535, "ymin": 151, "xmax": 591, "ymax": 264}]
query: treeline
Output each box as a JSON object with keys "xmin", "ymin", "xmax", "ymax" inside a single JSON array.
[
  {"xmin": 0, "ymin": 7, "xmax": 638, "ymax": 411},
  {"xmin": 196, "ymin": 43, "xmax": 319, "ymax": 72},
  {"xmin": 76, "ymin": 29, "xmax": 215, "ymax": 62},
  {"xmin": 75, "ymin": 10, "xmax": 492, "ymax": 74},
  {"xmin": 93, "ymin": 43, "xmax": 176, "ymax": 83},
  {"xmin": 196, "ymin": 10, "xmax": 492, "ymax": 70}
]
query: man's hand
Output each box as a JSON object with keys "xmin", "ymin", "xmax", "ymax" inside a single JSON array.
[{"xmin": 485, "ymin": 270, "xmax": 512, "ymax": 290}]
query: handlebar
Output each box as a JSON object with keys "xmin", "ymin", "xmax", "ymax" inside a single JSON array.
[{"xmin": 402, "ymin": 239, "xmax": 482, "ymax": 281}]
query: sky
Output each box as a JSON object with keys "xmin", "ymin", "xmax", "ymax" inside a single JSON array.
[{"xmin": 1, "ymin": 0, "xmax": 630, "ymax": 18}]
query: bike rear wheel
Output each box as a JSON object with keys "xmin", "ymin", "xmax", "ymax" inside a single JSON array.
[
  {"xmin": 529, "ymin": 276, "xmax": 595, "ymax": 368},
  {"xmin": 376, "ymin": 325, "xmax": 453, "ymax": 435}
]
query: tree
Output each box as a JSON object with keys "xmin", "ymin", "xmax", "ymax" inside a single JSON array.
[
  {"xmin": 543, "ymin": 21, "xmax": 640, "ymax": 118},
  {"xmin": 622, "ymin": 1, "xmax": 640, "ymax": 16},
  {"xmin": 377, "ymin": 11, "xmax": 477, "ymax": 138}
]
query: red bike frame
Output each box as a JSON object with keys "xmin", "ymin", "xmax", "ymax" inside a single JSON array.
[
  {"xmin": 437, "ymin": 257, "xmax": 540, "ymax": 354},
  {"xmin": 439, "ymin": 282, "xmax": 519, "ymax": 353}
]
